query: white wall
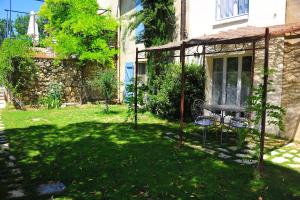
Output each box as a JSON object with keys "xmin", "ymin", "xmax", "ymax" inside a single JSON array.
[{"xmin": 188, "ymin": 0, "xmax": 287, "ymax": 38}]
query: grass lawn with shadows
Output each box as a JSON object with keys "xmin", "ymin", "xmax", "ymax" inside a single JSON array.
[{"xmin": 1, "ymin": 104, "xmax": 300, "ymax": 199}]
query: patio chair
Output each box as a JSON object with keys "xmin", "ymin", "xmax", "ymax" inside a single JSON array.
[
  {"xmin": 229, "ymin": 117, "xmax": 249, "ymax": 146},
  {"xmin": 191, "ymin": 99, "xmax": 216, "ymax": 145}
]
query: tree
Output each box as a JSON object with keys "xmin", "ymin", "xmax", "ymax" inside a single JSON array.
[
  {"xmin": 39, "ymin": 0, "xmax": 118, "ymax": 67},
  {"xmin": 0, "ymin": 36, "xmax": 36, "ymax": 108},
  {"xmin": 0, "ymin": 19, "xmax": 7, "ymax": 45},
  {"xmin": 14, "ymin": 15, "xmax": 30, "ymax": 35},
  {"xmin": 127, "ymin": 0, "xmax": 178, "ymax": 117},
  {"xmin": 89, "ymin": 69, "xmax": 118, "ymax": 113}
]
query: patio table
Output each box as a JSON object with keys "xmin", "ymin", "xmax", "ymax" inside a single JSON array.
[
  {"xmin": 203, "ymin": 104, "xmax": 245, "ymax": 122},
  {"xmin": 203, "ymin": 104, "xmax": 246, "ymax": 143}
]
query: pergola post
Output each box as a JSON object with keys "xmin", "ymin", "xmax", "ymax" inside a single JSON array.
[
  {"xmin": 179, "ymin": 43, "xmax": 186, "ymax": 144},
  {"xmin": 258, "ymin": 28, "xmax": 270, "ymax": 174},
  {"xmin": 134, "ymin": 47, "xmax": 139, "ymax": 129}
]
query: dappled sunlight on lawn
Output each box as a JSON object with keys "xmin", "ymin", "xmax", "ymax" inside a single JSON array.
[{"xmin": 1, "ymin": 105, "xmax": 300, "ymax": 199}]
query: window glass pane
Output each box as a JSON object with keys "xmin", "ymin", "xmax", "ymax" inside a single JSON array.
[
  {"xmin": 138, "ymin": 63, "xmax": 146, "ymax": 75},
  {"xmin": 138, "ymin": 63, "xmax": 147, "ymax": 83},
  {"xmin": 212, "ymin": 58, "xmax": 223, "ymax": 105},
  {"xmin": 241, "ymin": 56, "xmax": 252, "ymax": 106},
  {"xmin": 226, "ymin": 57, "xmax": 238, "ymax": 105},
  {"xmin": 216, "ymin": 0, "xmax": 248, "ymax": 20},
  {"xmin": 238, "ymin": 0, "xmax": 249, "ymax": 14}
]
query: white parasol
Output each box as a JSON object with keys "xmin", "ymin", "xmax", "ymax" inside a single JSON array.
[{"xmin": 27, "ymin": 11, "xmax": 39, "ymax": 45}]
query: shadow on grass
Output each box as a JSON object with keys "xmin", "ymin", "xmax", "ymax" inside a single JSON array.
[{"xmin": 2, "ymin": 122, "xmax": 300, "ymax": 200}]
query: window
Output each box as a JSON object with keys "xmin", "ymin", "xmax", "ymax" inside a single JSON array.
[
  {"xmin": 212, "ymin": 56, "xmax": 252, "ymax": 106},
  {"xmin": 138, "ymin": 63, "xmax": 147, "ymax": 83},
  {"xmin": 216, "ymin": 0, "xmax": 249, "ymax": 20}
]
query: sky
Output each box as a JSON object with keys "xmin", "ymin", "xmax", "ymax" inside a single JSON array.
[{"xmin": 0, "ymin": 0, "xmax": 44, "ymax": 20}]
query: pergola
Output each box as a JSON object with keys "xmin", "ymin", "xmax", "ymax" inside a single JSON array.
[{"xmin": 134, "ymin": 22, "xmax": 300, "ymax": 172}]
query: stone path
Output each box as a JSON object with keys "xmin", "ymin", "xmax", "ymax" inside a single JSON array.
[
  {"xmin": 266, "ymin": 143, "xmax": 300, "ymax": 170},
  {"xmin": 164, "ymin": 132, "xmax": 299, "ymax": 168},
  {"xmin": 164, "ymin": 132, "xmax": 259, "ymax": 166},
  {"xmin": 0, "ymin": 113, "xmax": 26, "ymax": 199}
]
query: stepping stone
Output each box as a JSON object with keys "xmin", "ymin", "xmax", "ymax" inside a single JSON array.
[
  {"xmin": 228, "ymin": 146, "xmax": 238, "ymax": 151},
  {"xmin": 6, "ymin": 162, "xmax": 15, "ymax": 168},
  {"xmin": 1, "ymin": 143, "xmax": 9, "ymax": 150},
  {"xmin": 217, "ymin": 148, "xmax": 230, "ymax": 153},
  {"xmin": 203, "ymin": 148, "xmax": 216, "ymax": 155},
  {"xmin": 14, "ymin": 176, "xmax": 24, "ymax": 182},
  {"xmin": 271, "ymin": 151, "xmax": 279, "ymax": 156},
  {"xmin": 234, "ymin": 159, "xmax": 258, "ymax": 165},
  {"xmin": 7, "ymin": 183, "xmax": 22, "ymax": 189},
  {"xmin": 290, "ymin": 150, "xmax": 298, "ymax": 154},
  {"xmin": 236, "ymin": 153, "xmax": 251, "ymax": 158},
  {"xmin": 165, "ymin": 132, "xmax": 175, "ymax": 136},
  {"xmin": 286, "ymin": 143, "xmax": 296, "ymax": 147},
  {"xmin": 8, "ymin": 189, "xmax": 25, "ymax": 198},
  {"xmin": 11, "ymin": 169, "xmax": 21, "ymax": 175},
  {"xmin": 282, "ymin": 153, "xmax": 294, "ymax": 158},
  {"xmin": 287, "ymin": 164, "xmax": 300, "ymax": 168},
  {"xmin": 278, "ymin": 149, "xmax": 287, "ymax": 152},
  {"xmin": 272, "ymin": 157, "xmax": 288, "ymax": 163},
  {"xmin": 292, "ymin": 157, "xmax": 300, "ymax": 163},
  {"xmin": 246, "ymin": 143, "xmax": 256, "ymax": 149},
  {"xmin": 218, "ymin": 152, "xmax": 231, "ymax": 159},
  {"xmin": 9, "ymin": 155, "xmax": 16, "ymax": 161},
  {"xmin": 242, "ymin": 149, "xmax": 256, "ymax": 155}
]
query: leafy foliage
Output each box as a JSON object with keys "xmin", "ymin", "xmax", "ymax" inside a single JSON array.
[
  {"xmin": 0, "ymin": 19, "xmax": 6, "ymax": 45},
  {"xmin": 0, "ymin": 37, "xmax": 36, "ymax": 101},
  {"xmin": 149, "ymin": 63, "xmax": 206, "ymax": 120},
  {"xmin": 126, "ymin": 0, "xmax": 176, "ymax": 47},
  {"xmin": 127, "ymin": 0, "xmax": 185, "ymax": 120},
  {"xmin": 247, "ymin": 82, "xmax": 285, "ymax": 132},
  {"xmin": 40, "ymin": 82, "xmax": 63, "ymax": 109},
  {"xmin": 14, "ymin": 15, "xmax": 30, "ymax": 36},
  {"xmin": 125, "ymin": 77, "xmax": 148, "ymax": 121},
  {"xmin": 40, "ymin": 0, "xmax": 118, "ymax": 66},
  {"xmin": 89, "ymin": 69, "xmax": 118, "ymax": 113}
]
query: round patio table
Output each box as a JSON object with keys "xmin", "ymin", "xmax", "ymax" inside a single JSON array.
[{"xmin": 202, "ymin": 104, "xmax": 246, "ymax": 143}]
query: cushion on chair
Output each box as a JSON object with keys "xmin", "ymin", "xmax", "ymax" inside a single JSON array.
[{"xmin": 230, "ymin": 117, "xmax": 248, "ymax": 128}]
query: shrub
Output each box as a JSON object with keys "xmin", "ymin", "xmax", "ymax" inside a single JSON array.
[
  {"xmin": 40, "ymin": 82, "xmax": 63, "ymax": 109},
  {"xmin": 148, "ymin": 63, "xmax": 206, "ymax": 121},
  {"xmin": 125, "ymin": 77, "xmax": 148, "ymax": 121},
  {"xmin": 88, "ymin": 69, "xmax": 118, "ymax": 113}
]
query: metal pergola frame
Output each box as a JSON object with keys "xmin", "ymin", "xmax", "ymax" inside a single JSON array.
[{"xmin": 134, "ymin": 22, "xmax": 300, "ymax": 173}]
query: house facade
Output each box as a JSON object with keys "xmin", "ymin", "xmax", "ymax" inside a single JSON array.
[{"xmin": 99, "ymin": 0, "xmax": 300, "ymax": 141}]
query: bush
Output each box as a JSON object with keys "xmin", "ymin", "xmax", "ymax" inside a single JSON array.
[
  {"xmin": 88, "ymin": 69, "xmax": 118, "ymax": 113},
  {"xmin": 125, "ymin": 77, "xmax": 148, "ymax": 121},
  {"xmin": 40, "ymin": 82, "xmax": 63, "ymax": 109},
  {"xmin": 148, "ymin": 63, "xmax": 205, "ymax": 121}
]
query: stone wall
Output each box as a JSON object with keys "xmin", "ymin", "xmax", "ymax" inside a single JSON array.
[
  {"xmin": 21, "ymin": 58, "xmax": 102, "ymax": 105},
  {"xmin": 253, "ymin": 38, "xmax": 285, "ymax": 136},
  {"xmin": 282, "ymin": 40, "xmax": 300, "ymax": 141}
]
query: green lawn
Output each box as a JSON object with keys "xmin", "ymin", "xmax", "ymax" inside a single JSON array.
[{"xmin": 1, "ymin": 105, "xmax": 300, "ymax": 199}]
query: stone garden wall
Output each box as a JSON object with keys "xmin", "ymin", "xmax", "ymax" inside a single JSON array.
[
  {"xmin": 253, "ymin": 38, "xmax": 285, "ymax": 137},
  {"xmin": 20, "ymin": 57, "xmax": 102, "ymax": 105},
  {"xmin": 282, "ymin": 40, "xmax": 300, "ymax": 141}
]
